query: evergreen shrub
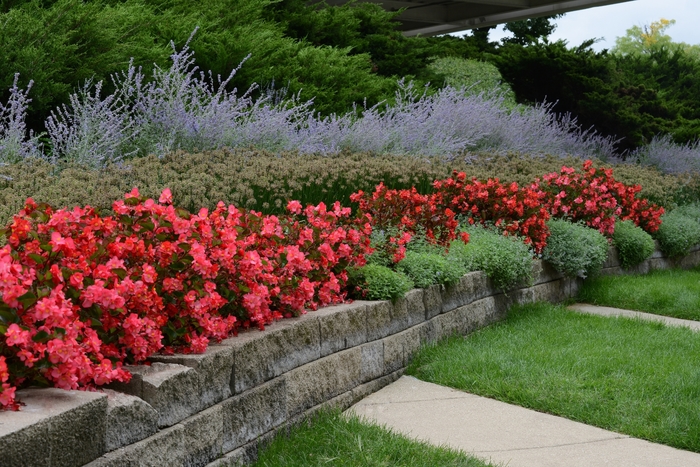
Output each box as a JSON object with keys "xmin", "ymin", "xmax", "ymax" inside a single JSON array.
[
  {"xmin": 612, "ymin": 220, "xmax": 655, "ymax": 269},
  {"xmin": 542, "ymin": 219, "xmax": 608, "ymax": 278},
  {"xmin": 396, "ymin": 251, "xmax": 466, "ymax": 288},
  {"xmin": 654, "ymin": 211, "xmax": 700, "ymax": 258},
  {"xmin": 448, "ymin": 225, "xmax": 533, "ymax": 291},
  {"xmin": 347, "ymin": 264, "xmax": 413, "ymax": 301}
]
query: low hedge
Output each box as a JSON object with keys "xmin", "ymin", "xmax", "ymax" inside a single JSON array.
[{"xmin": 0, "ymin": 151, "xmax": 691, "ymax": 229}]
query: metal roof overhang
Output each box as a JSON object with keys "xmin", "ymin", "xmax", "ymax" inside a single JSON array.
[{"xmin": 323, "ymin": 0, "xmax": 635, "ymax": 37}]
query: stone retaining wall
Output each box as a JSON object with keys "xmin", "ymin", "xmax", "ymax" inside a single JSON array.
[{"xmin": 1, "ymin": 243, "xmax": 699, "ymax": 467}]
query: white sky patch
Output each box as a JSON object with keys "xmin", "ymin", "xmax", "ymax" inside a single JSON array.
[{"xmin": 454, "ymin": 0, "xmax": 699, "ymax": 51}]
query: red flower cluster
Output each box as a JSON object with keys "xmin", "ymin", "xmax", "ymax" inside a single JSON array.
[
  {"xmin": 0, "ymin": 189, "xmax": 370, "ymax": 410},
  {"xmin": 432, "ymin": 172, "xmax": 551, "ymax": 253},
  {"xmin": 350, "ymin": 183, "xmax": 460, "ymax": 262},
  {"xmin": 540, "ymin": 161, "xmax": 664, "ymax": 235}
]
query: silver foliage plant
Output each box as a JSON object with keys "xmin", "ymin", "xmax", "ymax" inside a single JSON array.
[
  {"xmin": 0, "ymin": 74, "xmax": 43, "ymax": 163},
  {"xmin": 6, "ymin": 29, "xmax": 692, "ymax": 168},
  {"xmin": 631, "ymin": 134, "xmax": 700, "ymax": 175}
]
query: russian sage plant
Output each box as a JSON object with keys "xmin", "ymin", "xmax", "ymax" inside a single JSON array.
[
  {"xmin": 46, "ymin": 79, "xmax": 136, "ymax": 167},
  {"xmin": 0, "ymin": 74, "xmax": 42, "ymax": 164},
  {"xmin": 631, "ymin": 134, "xmax": 700, "ymax": 175},
  {"xmin": 0, "ymin": 29, "xmax": 625, "ymax": 166}
]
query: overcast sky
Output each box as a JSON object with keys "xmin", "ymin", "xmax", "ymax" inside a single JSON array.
[{"xmin": 469, "ymin": 0, "xmax": 699, "ymax": 51}]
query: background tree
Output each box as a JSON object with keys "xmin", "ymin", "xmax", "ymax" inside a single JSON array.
[{"xmin": 502, "ymin": 14, "xmax": 564, "ymax": 45}]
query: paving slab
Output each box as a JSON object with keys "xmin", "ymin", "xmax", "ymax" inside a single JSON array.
[
  {"xmin": 347, "ymin": 376, "xmax": 700, "ymax": 467},
  {"xmin": 567, "ymin": 303, "xmax": 700, "ymax": 331}
]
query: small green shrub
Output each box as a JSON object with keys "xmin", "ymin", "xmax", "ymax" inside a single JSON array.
[
  {"xmin": 448, "ymin": 225, "xmax": 533, "ymax": 291},
  {"xmin": 396, "ymin": 251, "xmax": 467, "ymax": 288},
  {"xmin": 671, "ymin": 203, "xmax": 700, "ymax": 223},
  {"xmin": 347, "ymin": 264, "xmax": 413, "ymax": 301},
  {"xmin": 654, "ymin": 211, "xmax": 700, "ymax": 257},
  {"xmin": 612, "ymin": 219, "xmax": 656, "ymax": 269},
  {"xmin": 542, "ymin": 219, "xmax": 609, "ymax": 278}
]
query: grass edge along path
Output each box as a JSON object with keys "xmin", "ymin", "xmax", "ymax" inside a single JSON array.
[
  {"xmin": 253, "ymin": 409, "xmax": 498, "ymax": 467},
  {"xmin": 577, "ymin": 266, "xmax": 700, "ymax": 321},
  {"xmin": 406, "ymin": 302, "xmax": 700, "ymax": 453}
]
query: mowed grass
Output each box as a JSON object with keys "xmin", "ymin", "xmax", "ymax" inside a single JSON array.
[
  {"xmin": 577, "ymin": 267, "xmax": 700, "ymax": 320},
  {"xmin": 406, "ymin": 302, "xmax": 700, "ymax": 452},
  {"xmin": 254, "ymin": 409, "xmax": 496, "ymax": 467}
]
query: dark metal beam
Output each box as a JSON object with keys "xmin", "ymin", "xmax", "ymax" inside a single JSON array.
[{"xmin": 400, "ymin": 0, "xmax": 634, "ymax": 36}]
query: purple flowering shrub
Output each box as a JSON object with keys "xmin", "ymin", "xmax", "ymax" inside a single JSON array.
[
  {"xmin": 0, "ymin": 74, "xmax": 43, "ymax": 163},
  {"xmin": 631, "ymin": 134, "xmax": 700, "ymax": 175},
  {"xmin": 3, "ymin": 30, "xmax": 691, "ymax": 168}
]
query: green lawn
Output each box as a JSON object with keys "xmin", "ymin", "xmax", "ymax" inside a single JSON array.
[
  {"xmin": 577, "ymin": 267, "xmax": 700, "ymax": 320},
  {"xmin": 254, "ymin": 410, "xmax": 496, "ymax": 467},
  {"xmin": 406, "ymin": 302, "xmax": 700, "ymax": 452}
]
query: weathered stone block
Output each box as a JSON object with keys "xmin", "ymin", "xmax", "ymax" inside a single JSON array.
[
  {"xmin": 383, "ymin": 326, "xmax": 422, "ymax": 373},
  {"xmin": 422, "ymin": 284, "xmax": 443, "ymax": 319},
  {"xmin": 149, "ymin": 344, "xmax": 235, "ymax": 408},
  {"xmin": 471, "ymin": 271, "xmax": 495, "ymax": 301},
  {"xmin": 532, "ymin": 280, "xmax": 569, "ymax": 303},
  {"xmin": 441, "ymin": 273, "xmax": 475, "ymax": 313},
  {"xmin": 181, "ymin": 404, "xmax": 224, "ymax": 467},
  {"xmin": 512, "ymin": 286, "xmax": 535, "ymax": 306},
  {"xmin": 208, "ymin": 430, "xmax": 277, "ymax": 467},
  {"xmin": 365, "ymin": 300, "xmax": 394, "ymax": 341},
  {"xmin": 532, "ymin": 260, "xmax": 565, "ymax": 285},
  {"xmin": 391, "ymin": 289, "xmax": 425, "ymax": 333},
  {"xmin": 86, "ymin": 424, "xmax": 185, "ymax": 467},
  {"xmin": 677, "ymin": 249, "xmax": 700, "ymax": 269},
  {"xmin": 228, "ymin": 318, "xmax": 321, "ymax": 394},
  {"xmin": 350, "ymin": 371, "xmax": 403, "ymax": 404},
  {"xmin": 135, "ymin": 363, "xmax": 203, "ymax": 428},
  {"xmin": 603, "ymin": 245, "xmax": 620, "ymax": 269},
  {"xmin": 221, "ymin": 378, "xmax": 286, "ymax": 453},
  {"xmin": 286, "ymin": 347, "xmax": 362, "ymax": 416},
  {"xmin": 416, "ymin": 320, "xmax": 438, "ymax": 346},
  {"xmin": 0, "ymin": 388, "xmax": 107, "ymax": 467},
  {"xmin": 316, "ymin": 302, "xmax": 367, "ymax": 357},
  {"xmin": 360, "ymin": 340, "xmax": 384, "ymax": 382},
  {"xmin": 104, "ymin": 389, "xmax": 158, "ymax": 452}
]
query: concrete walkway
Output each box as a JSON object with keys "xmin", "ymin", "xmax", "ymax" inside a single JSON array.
[
  {"xmin": 567, "ymin": 303, "xmax": 700, "ymax": 331},
  {"xmin": 347, "ymin": 305, "xmax": 700, "ymax": 467}
]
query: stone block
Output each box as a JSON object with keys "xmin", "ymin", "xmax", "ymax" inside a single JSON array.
[
  {"xmin": 134, "ymin": 363, "xmax": 203, "ymax": 428},
  {"xmin": 471, "ymin": 271, "xmax": 495, "ymax": 301},
  {"xmin": 430, "ymin": 311, "xmax": 462, "ymax": 342},
  {"xmin": 316, "ymin": 302, "xmax": 367, "ymax": 357},
  {"xmin": 417, "ymin": 320, "xmax": 438, "ymax": 346},
  {"xmin": 228, "ymin": 317, "xmax": 320, "ymax": 394},
  {"xmin": 0, "ymin": 388, "xmax": 107, "ymax": 467},
  {"xmin": 441, "ymin": 273, "xmax": 475, "ymax": 313},
  {"xmin": 365, "ymin": 300, "xmax": 394, "ymax": 341},
  {"xmin": 603, "ymin": 245, "xmax": 620, "ymax": 269},
  {"xmin": 512, "ymin": 286, "xmax": 535, "ymax": 306},
  {"xmin": 383, "ymin": 327, "xmax": 422, "ymax": 373},
  {"xmin": 221, "ymin": 378, "xmax": 286, "ymax": 453},
  {"xmin": 532, "ymin": 280, "xmax": 568, "ymax": 303},
  {"xmin": 286, "ymin": 347, "xmax": 362, "ymax": 416},
  {"xmin": 350, "ymin": 371, "xmax": 403, "ymax": 404},
  {"xmin": 678, "ymin": 249, "xmax": 700, "ymax": 269},
  {"xmin": 648, "ymin": 257, "xmax": 673, "ymax": 271},
  {"xmin": 104, "ymin": 389, "xmax": 158, "ymax": 452},
  {"xmin": 422, "ymin": 284, "xmax": 443, "ymax": 319},
  {"xmin": 86, "ymin": 424, "xmax": 185, "ymax": 467},
  {"xmin": 532, "ymin": 260, "xmax": 564, "ymax": 285},
  {"xmin": 181, "ymin": 404, "xmax": 224, "ymax": 467},
  {"xmin": 391, "ymin": 289, "xmax": 425, "ymax": 334},
  {"xmin": 360, "ymin": 340, "xmax": 384, "ymax": 382},
  {"xmin": 149, "ymin": 344, "xmax": 235, "ymax": 408},
  {"xmin": 208, "ymin": 430, "xmax": 277, "ymax": 467}
]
